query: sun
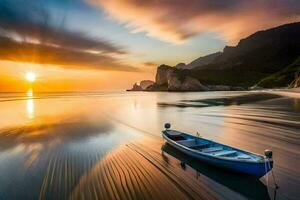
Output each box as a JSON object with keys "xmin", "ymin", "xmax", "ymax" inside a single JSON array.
[{"xmin": 25, "ymin": 72, "xmax": 36, "ymax": 82}]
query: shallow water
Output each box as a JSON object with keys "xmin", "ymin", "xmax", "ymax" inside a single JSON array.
[{"xmin": 0, "ymin": 91, "xmax": 299, "ymax": 199}]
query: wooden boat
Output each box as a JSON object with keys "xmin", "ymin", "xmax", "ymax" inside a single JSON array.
[{"xmin": 162, "ymin": 123, "xmax": 273, "ymax": 177}]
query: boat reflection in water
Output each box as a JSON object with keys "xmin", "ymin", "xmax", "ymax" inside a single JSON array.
[{"xmin": 162, "ymin": 143, "xmax": 274, "ymax": 200}]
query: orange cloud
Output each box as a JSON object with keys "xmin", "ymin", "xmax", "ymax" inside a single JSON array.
[{"xmin": 89, "ymin": 0, "xmax": 300, "ymax": 44}]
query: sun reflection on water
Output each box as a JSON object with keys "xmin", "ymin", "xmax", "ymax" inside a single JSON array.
[{"xmin": 26, "ymin": 89, "xmax": 34, "ymax": 119}]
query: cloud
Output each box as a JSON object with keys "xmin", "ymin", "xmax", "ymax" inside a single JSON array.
[
  {"xmin": 0, "ymin": 0, "xmax": 138, "ymax": 71},
  {"xmin": 0, "ymin": 36, "xmax": 139, "ymax": 71},
  {"xmin": 143, "ymin": 62, "xmax": 157, "ymax": 67},
  {"xmin": 89, "ymin": 0, "xmax": 300, "ymax": 44}
]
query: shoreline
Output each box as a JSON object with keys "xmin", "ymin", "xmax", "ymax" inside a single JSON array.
[
  {"xmin": 127, "ymin": 87, "xmax": 300, "ymax": 95},
  {"xmin": 264, "ymin": 88, "xmax": 300, "ymax": 98}
]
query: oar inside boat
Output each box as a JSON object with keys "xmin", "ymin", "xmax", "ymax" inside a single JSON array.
[{"xmin": 162, "ymin": 123, "xmax": 273, "ymax": 177}]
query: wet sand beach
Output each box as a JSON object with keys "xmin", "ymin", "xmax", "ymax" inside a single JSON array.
[{"xmin": 69, "ymin": 137, "xmax": 217, "ymax": 200}]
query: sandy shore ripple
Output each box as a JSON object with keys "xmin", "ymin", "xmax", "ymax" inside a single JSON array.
[{"xmin": 63, "ymin": 138, "xmax": 218, "ymax": 200}]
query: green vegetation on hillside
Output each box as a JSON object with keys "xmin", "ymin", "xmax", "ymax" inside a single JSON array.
[
  {"xmin": 257, "ymin": 57, "xmax": 300, "ymax": 88},
  {"xmin": 176, "ymin": 68, "xmax": 268, "ymax": 87}
]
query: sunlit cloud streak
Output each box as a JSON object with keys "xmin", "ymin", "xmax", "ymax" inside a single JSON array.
[
  {"xmin": 143, "ymin": 62, "xmax": 158, "ymax": 67},
  {"xmin": 0, "ymin": 0, "xmax": 138, "ymax": 71},
  {"xmin": 89, "ymin": 0, "xmax": 300, "ymax": 44},
  {"xmin": 0, "ymin": 36, "xmax": 139, "ymax": 71}
]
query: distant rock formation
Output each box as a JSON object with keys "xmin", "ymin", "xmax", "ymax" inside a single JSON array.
[
  {"xmin": 130, "ymin": 83, "xmax": 143, "ymax": 91},
  {"xmin": 128, "ymin": 80, "xmax": 155, "ymax": 91},
  {"xmin": 140, "ymin": 80, "xmax": 155, "ymax": 90},
  {"xmin": 129, "ymin": 65, "xmax": 211, "ymax": 91},
  {"xmin": 154, "ymin": 65, "xmax": 209, "ymax": 91},
  {"xmin": 128, "ymin": 64, "xmax": 246, "ymax": 92}
]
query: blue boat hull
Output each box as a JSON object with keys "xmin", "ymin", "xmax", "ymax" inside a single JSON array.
[{"xmin": 163, "ymin": 133, "xmax": 273, "ymax": 177}]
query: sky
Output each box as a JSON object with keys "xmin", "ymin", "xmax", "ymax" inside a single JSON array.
[{"xmin": 0, "ymin": 0, "xmax": 299, "ymax": 92}]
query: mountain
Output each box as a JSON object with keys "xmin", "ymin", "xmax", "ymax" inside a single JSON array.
[
  {"xmin": 188, "ymin": 22, "xmax": 300, "ymax": 87},
  {"xmin": 175, "ymin": 52, "xmax": 222, "ymax": 69},
  {"xmin": 176, "ymin": 52, "xmax": 222, "ymax": 70},
  {"xmin": 128, "ymin": 22, "xmax": 300, "ymax": 91},
  {"xmin": 212, "ymin": 22, "xmax": 300, "ymax": 72}
]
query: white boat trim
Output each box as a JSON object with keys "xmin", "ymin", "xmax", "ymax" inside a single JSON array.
[{"xmin": 162, "ymin": 130, "xmax": 267, "ymax": 164}]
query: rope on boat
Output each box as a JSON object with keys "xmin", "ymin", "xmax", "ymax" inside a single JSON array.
[
  {"xmin": 264, "ymin": 159, "xmax": 269, "ymax": 186},
  {"xmin": 268, "ymin": 159, "xmax": 279, "ymax": 189},
  {"xmin": 264, "ymin": 158, "xmax": 279, "ymax": 190}
]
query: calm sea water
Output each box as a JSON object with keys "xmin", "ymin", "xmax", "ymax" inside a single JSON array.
[{"xmin": 0, "ymin": 91, "xmax": 299, "ymax": 200}]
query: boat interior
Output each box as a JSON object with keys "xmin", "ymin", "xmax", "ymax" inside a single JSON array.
[{"xmin": 164, "ymin": 130, "xmax": 262, "ymax": 161}]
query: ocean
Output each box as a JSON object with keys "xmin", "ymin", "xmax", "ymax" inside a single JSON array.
[{"xmin": 0, "ymin": 91, "xmax": 299, "ymax": 200}]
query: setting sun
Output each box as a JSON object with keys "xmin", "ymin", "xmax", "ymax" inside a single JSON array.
[{"xmin": 25, "ymin": 72, "xmax": 36, "ymax": 82}]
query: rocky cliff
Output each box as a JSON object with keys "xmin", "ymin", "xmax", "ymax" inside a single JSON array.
[
  {"xmin": 129, "ymin": 65, "xmax": 239, "ymax": 92},
  {"xmin": 153, "ymin": 65, "xmax": 209, "ymax": 91},
  {"xmin": 140, "ymin": 80, "xmax": 155, "ymax": 90},
  {"xmin": 155, "ymin": 65, "xmax": 175, "ymax": 85}
]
